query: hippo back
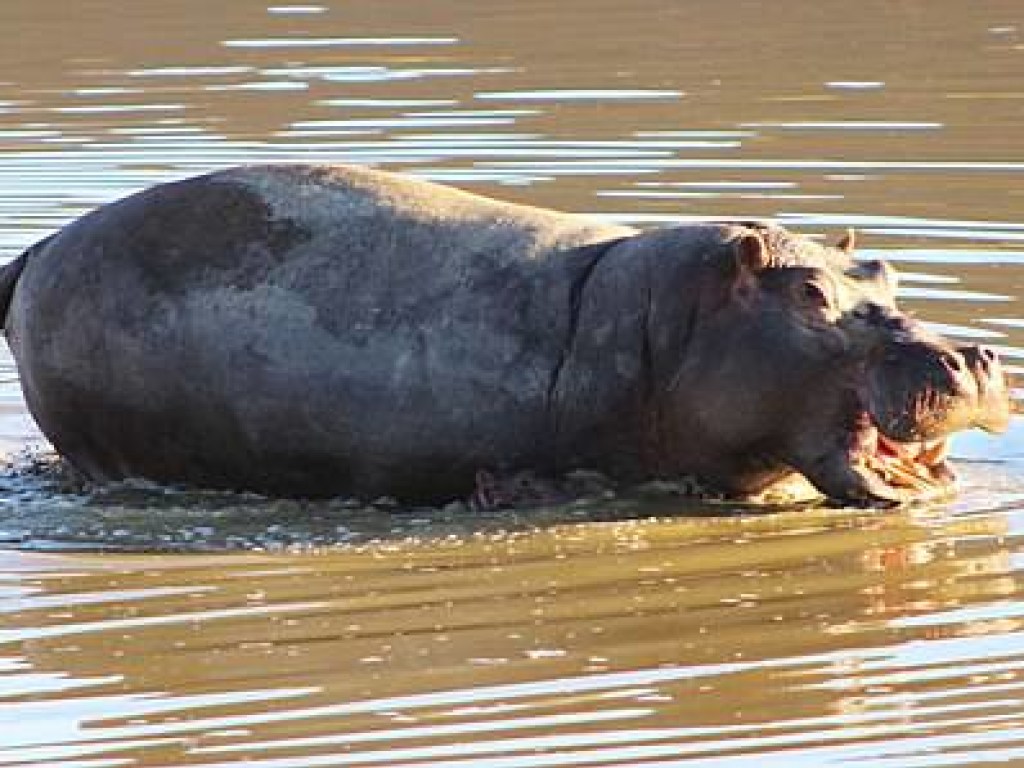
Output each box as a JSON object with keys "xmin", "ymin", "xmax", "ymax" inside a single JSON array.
[{"xmin": 6, "ymin": 165, "xmax": 633, "ymax": 499}]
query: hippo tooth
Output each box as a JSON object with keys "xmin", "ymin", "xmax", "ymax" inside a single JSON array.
[
  {"xmin": 918, "ymin": 438, "xmax": 950, "ymax": 467},
  {"xmin": 888, "ymin": 464, "xmax": 933, "ymax": 491},
  {"xmin": 876, "ymin": 432, "xmax": 913, "ymax": 459},
  {"xmin": 879, "ymin": 456, "xmax": 934, "ymax": 490}
]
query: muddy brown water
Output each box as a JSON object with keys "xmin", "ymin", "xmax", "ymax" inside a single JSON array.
[{"xmin": 1, "ymin": 1, "xmax": 1024, "ymax": 765}]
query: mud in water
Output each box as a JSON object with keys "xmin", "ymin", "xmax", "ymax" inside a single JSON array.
[{"xmin": 0, "ymin": 0, "xmax": 1023, "ymax": 765}]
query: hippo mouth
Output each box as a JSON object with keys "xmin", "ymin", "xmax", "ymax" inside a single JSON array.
[
  {"xmin": 829, "ymin": 342, "xmax": 1010, "ymax": 505},
  {"xmin": 848, "ymin": 409, "xmax": 956, "ymax": 501}
]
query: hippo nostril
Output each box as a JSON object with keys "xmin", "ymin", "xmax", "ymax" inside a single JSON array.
[
  {"xmin": 940, "ymin": 352, "xmax": 966, "ymax": 374},
  {"xmin": 854, "ymin": 302, "xmax": 890, "ymax": 325},
  {"xmin": 960, "ymin": 344, "xmax": 1001, "ymax": 373},
  {"xmin": 881, "ymin": 313, "xmax": 913, "ymax": 334}
]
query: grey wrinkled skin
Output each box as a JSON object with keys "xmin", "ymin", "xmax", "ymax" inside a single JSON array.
[{"xmin": 0, "ymin": 164, "xmax": 1010, "ymax": 505}]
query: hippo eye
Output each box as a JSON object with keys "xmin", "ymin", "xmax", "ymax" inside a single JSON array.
[{"xmin": 801, "ymin": 280, "xmax": 830, "ymax": 307}]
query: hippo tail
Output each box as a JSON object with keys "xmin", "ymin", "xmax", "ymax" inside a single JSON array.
[{"xmin": 0, "ymin": 243, "xmax": 34, "ymax": 331}]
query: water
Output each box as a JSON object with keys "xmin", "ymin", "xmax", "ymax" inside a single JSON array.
[{"xmin": 1, "ymin": 0, "xmax": 1023, "ymax": 765}]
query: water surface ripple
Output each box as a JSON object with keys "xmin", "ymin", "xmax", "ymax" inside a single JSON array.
[{"xmin": 2, "ymin": 505, "xmax": 1024, "ymax": 767}]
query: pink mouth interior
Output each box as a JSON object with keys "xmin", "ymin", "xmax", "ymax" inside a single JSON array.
[{"xmin": 852, "ymin": 413, "xmax": 954, "ymax": 493}]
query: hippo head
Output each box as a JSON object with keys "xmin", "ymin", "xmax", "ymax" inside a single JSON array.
[{"xmin": 659, "ymin": 224, "xmax": 1012, "ymax": 506}]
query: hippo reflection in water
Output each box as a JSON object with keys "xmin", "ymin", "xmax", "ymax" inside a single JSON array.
[{"xmin": 0, "ymin": 165, "xmax": 1011, "ymax": 506}]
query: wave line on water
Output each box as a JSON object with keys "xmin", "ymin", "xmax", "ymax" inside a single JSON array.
[
  {"xmin": 475, "ymin": 89, "xmax": 683, "ymax": 101},
  {"xmin": 0, "ymin": 584, "xmax": 215, "ymax": 615},
  {"xmin": 33, "ymin": 630, "xmax": 1021, "ymax": 743},
  {"xmin": 179, "ymin": 709, "xmax": 1024, "ymax": 768},
  {"xmin": 481, "ymin": 158, "xmax": 1024, "ymax": 172},
  {"xmin": 222, "ymin": 37, "xmax": 459, "ymax": 48},
  {"xmin": 0, "ymin": 600, "xmax": 328, "ymax": 644}
]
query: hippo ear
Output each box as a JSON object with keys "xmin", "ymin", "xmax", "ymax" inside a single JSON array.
[
  {"xmin": 733, "ymin": 231, "xmax": 770, "ymax": 274},
  {"xmin": 834, "ymin": 228, "xmax": 856, "ymax": 253},
  {"xmin": 725, "ymin": 232, "xmax": 770, "ymax": 302}
]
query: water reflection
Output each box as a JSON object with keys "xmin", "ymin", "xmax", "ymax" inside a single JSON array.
[{"xmin": 1, "ymin": 504, "xmax": 1022, "ymax": 766}]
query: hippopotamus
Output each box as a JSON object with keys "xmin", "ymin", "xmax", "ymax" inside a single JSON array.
[{"xmin": 0, "ymin": 164, "xmax": 1011, "ymax": 506}]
